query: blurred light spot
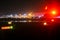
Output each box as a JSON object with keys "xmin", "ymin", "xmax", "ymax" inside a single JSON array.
[
  {"xmin": 28, "ymin": 20, "xmax": 32, "ymax": 22},
  {"xmin": 43, "ymin": 22, "xmax": 47, "ymax": 26},
  {"xmin": 20, "ymin": 20, "xmax": 27, "ymax": 22},
  {"xmin": 51, "ymin": 19, "xmax": 54, "ymax": 22},
  {"xmin": 52, "ymin": 11, "xmax": 56, "ymax": 15},
  {"xmin": 1, "ymin": 26, "xmax": 13, "ymax": 30},
  {"xmin": 10, "ymin": 26, "xmax": 13, "ymax": 29},
  {"xmin": 23, "ymin": 21, "xmax": 27, "ymax": 22},
  {"xmin": 45, "ymin": 6, "xmax": 47, "ymax": 10},
  {"xmin": 8, "ymin": 21, "xmax": 12, "ymax": 24},
  {"xmin": 38, "ymin": 16, "xmax": 41, "ymax": 18}
]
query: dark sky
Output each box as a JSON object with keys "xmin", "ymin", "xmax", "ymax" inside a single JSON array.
[
  {"xmin": 0, "ymin": 0, "xmax": 47, "ymax": 12},
  {"xmin": 0, "ymin": 0, "xmax": 60, "ymax": 15}
]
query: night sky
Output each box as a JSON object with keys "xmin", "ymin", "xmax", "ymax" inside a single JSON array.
[{"xmin": 0, "ymin": 0, "xmax": 60, "ymax": 15}]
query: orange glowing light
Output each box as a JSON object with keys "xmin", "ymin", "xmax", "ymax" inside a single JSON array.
[
  {"xmin": 52, "ymin": 11, "xmax": 56, "ymax": 15},
  {"xmin": 1, "ymin": 26, "xmax": 13, "ymax": 30}
]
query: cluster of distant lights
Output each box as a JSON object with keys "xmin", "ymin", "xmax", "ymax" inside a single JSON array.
[
  {"xmin": 43, "ymin": 19, "xmax": 55, "ymax": 26},
  {"xmin": 0, "ymin": 13, "xmax": 45, "ymax": 19},
  {"xmin": 1, "ymin": 21, "xmax": 13, "ymax": 30},
  {"xmin": 0, "ymin": 18, "xmax": 55, "ymax": 30},
  {"xmin": 0, "ymin": 20, "xmax": 38, "ymax": 30}
]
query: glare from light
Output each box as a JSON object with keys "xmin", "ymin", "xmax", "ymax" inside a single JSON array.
[
  {"xmin": 43, "ymin": 22, "xmax": 47, "ymax": 26},
  {"xmin": 51, "ymin": 19, "xmax": 54, "ymax": 22},
  {"xmin": 52, "ymin": 11, "xmax": 56, "ymax": 15},
  {"xmin": 28, "ymin": 12, "xmax": 33, "ymax": 16},
  {"xmin": 23, "ymin": 21, "xmax": 27, "ymax": 22},
  {"xmin": 8, "ymin": 21, "xmax": 12, "ymax": 24},
  {"xmin": 20, "ymin": 20, "xmax": 27, "ymax": 22},
  {"xmin": 1, "ymin": 26, "xmax": 13, "ymax": 30},
  {"xmin": 10, "ymin": 26, "xmax": 13, "ymax": 29},
  {"xmin": 28, "ymin": 20, "xmax": 32, "ymax": 22},
  {"xmin": 45, "ymin": 6, "xmax": 47, "ymax": 10},
  {"xmin": 28, "ymin": 14, "xmax": 32, "ymax": 16},
  {"xmin": 23, "ymin": 14, "xmax": 27, "ymax": 16},
  {"xmin": 38, "ymin": 16, "xmax": 41, "ymax": 18}
]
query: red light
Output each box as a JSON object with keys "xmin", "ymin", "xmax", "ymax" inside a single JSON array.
[
  {"xmin": 45, "ymin": 6, "xmax": 47, "ymax": 10},
  {"xmin": 50, "ymin": 10, "xmax": 58, "ymax": 17},
  {"xmin": 51, "ymin": 10, "xmax": 56, "ymax": 15},
  {"xmin": 43, "ymin": 22, "xmax": 47, "ymax": 26},
  {"xmin": 51, "ymin": 19, "xmax": 54, "ymax": 22}
]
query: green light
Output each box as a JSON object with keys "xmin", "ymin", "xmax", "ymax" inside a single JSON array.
[{"xmin": 10, "ymin": 26, "xmax": 13, "ymax": 29}]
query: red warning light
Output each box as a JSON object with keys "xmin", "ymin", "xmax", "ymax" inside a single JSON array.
[
  {"xmin": 49, "ymin": 10, "xmax": 58, "ymax": 17},
  {"xmin": 45, "ymin": 6, "xmax": 47, "ymax": 10},
  {"xmin": 43, "ymin": 22, "xmax": 47, "ymax": 26},
  {"xmin": 51, "ymin": 10, "xmax": 56, "ymax": 15},
  {"xmin": 51, "ymin": 19, "xmax": 54, "ymax": 22}
]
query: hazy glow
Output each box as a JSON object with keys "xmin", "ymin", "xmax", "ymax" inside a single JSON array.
[
  {"xmin": 8, "ymin": 21, "xmax": 12, "ymax": 24},
  {"xmin": 55, "ymin": 16, "xmax": 60, "ymax": 18},
  {"xmin": 51, "ymin": 19, "xmax": 54, "ymax": 22},
  {"xmin": 43, "ymin": 22, "xmax": 47, "ymax": 26},
  {"xmin": 1, "ymin": 26, "xmax": 13, "ymax": 30},
  {"xmin": 28, "ymin": 20, "xmax": 32, "ymax": 22},
  {"xmin": 52, "ymin": 11, "xmax": 56, "ymax": 15},
  {"xmin": 45, "ymin": 6, "xmax": 47, "ymax": 10}
]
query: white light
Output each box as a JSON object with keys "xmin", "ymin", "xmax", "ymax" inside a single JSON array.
[
  {"xmin": 8, "ymin": 21, "xmax": 12, "ymax": 24},
  {"xmin": 43, "ymin": 22, "xmax": 47, "ymax": 26}
]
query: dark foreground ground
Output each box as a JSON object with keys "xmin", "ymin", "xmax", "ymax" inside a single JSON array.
[{"xmin": 0, "ymin": 19, "xmax": 60, "ymax": 40}]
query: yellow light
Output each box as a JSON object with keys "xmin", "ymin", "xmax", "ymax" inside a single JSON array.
[
  {"xmin": 10, "ymin": 26, "xmax": 13, "ymax": 29},
  {"xmin": 52, "ymin": 11, "xmax": 56, "ymax": 15},
  {"xmin": 8, "ymin": 21, "xmax": 12, "ymax": 24},
  {"xmin": 28, "ymin": 12, "xmax": 33, "ymax": 16},
  {"xmin": 28, "ymin": 20, "xmax": 32, "ymax": 22},
  {"xmin": 1, "ymin": 26, "xmax": 13, "ymax": 30},
  {"xmin": 28, "ymin": 14, "xmax": 32, "ymax": 16},
  {"xmin": 27, "ymin": 12, "xmax": 33, "ymax": 18},
  {"xmin": 43, "ymin": 22, "xmax": 47, "ymax": 26}
]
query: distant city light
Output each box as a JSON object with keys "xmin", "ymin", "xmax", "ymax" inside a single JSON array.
[
  {"xmin": 23, "ymin": 14, "xmax": 27, "ymax": 16},
  {"xmin": 20, "ymin": 20, "xmax": 27, "ymax": 22},
  {"xmin": 28, "ymin": 20, "xmax": 32, "ymax": 22},
  {"xmin": 43, "ymin": 22, "xmax": 47, "ymax": 26},
  {"xmin": 8, "ymin": 21, "xmax": 12, "ymax": 24},
  {"xmin": 28, "ymin": 13, "xmax": 32, "ymax": 16},
  {"xmin": 10, "ymin": 26, "xmax": 13, "ymax": 29},
  {"xmin": 38, "ymin": 16, "xmax": 41, "ymax": 18},
  {"xmin": 1, "ymin": 26, "xmax": 13, "ymax": 30}
]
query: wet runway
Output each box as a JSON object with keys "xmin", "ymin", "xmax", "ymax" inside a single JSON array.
[{"xmin": 0, "ymin": 18, "xmax": 60, "ymax": 40}]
